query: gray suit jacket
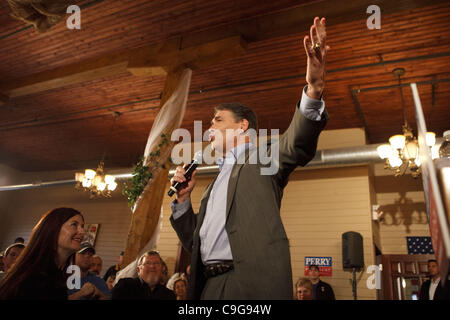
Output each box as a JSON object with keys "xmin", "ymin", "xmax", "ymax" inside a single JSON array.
[{"xmin": 170, "ymin": 103, "xmax": 328, "ymax": 299}]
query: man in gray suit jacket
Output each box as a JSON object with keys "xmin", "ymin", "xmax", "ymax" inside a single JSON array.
[{"xmin": 170, "ymin": 17, "xmax": 329, "ymax": 300}]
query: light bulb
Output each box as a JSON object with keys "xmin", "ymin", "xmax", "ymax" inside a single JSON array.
[
  {"xmin": 75, "ymin": 172, "xmax": 85, "ymax": 182},
  {"xmin": 426, "ymin": 132, "xmax": 436, "ymax": 147},
  {"xmin": 82, "ymin": 178, "xmax": 92, "ymax": 188},
  {"xmin": 105, "ymin": 175, "xmax": 115, "ymax": 185},
  {"xmin": 388, "ymin": 155, "xmax": 402, "ymax": 168},
  {"xmin": 93, "ymin": 175, "xmax": 102, "ymax": 187},
  {"xmin": 377, "ymin": 144, "xmax": 393, "ymax": 159},
  {"xmin": 404, "ymin": 141, "xmax": 418, "ymax": 160},
  {"xmin": 414, "ymin": 157, "xmax": 421, "ymax": 167},
  {"xmin": 97, "ymin": 182, "xmax": 106, "ymax": 191},
  {"xmin": 389, "ymin": 135, "xmax": 406, "ymax": 150},
  {"xmin": 431, "ymin": 144, "xmax": 440, "ymax": 160},
  {"xmin": 85, "ymin": 169, "xmax": 96, "ymax": 180},
  {"xmin": 107, "ymin": 181, "xmax": 117, "ymax": 191}
]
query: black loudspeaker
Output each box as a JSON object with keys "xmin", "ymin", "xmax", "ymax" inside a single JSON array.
[{"xmin": 342, "ymin": 231, "xmax": 364, "ymax": 269}]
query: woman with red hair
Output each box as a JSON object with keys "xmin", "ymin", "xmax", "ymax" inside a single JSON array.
[{"xmin": 0, "ymin": 207, "xmax": 85, "ymax": 299}]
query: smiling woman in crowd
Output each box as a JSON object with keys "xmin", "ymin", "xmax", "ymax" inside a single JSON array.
[{"xmin": 0, "ymin": 207, "xmax": 85, "ymax": 299}]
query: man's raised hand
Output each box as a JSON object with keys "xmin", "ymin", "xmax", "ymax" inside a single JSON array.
[{"xmin": 303, "ymin": 17, "xmax": 329, "ymax": 100}]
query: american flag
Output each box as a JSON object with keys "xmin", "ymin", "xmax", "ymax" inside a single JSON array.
[{"xmin": 407, "ymin": 237, "xmax": 434, "ymax": 255}]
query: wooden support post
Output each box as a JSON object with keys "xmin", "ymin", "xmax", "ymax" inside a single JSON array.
[{"xmin": 121, "ymin": 66, "xmax": 188, "ymax": 267}]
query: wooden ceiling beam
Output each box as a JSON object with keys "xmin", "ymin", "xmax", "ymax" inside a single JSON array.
[
  {"xmin": 0, "ymin": 35, "xmax": 246, "ymax": 98},
  {"xmin": 0, "ymin": 92, "xmax": 8, "ymax": 106},
  {"xmin": 179, "ymin": 0, "xmax": 447, "ymax": 48},
  {"xmin": 0, "ymin": 0, "xmax": 444, "ymax": 98},
  {"xmin": 126, "ymin": 36, "xmax": 247, "ymax": 76}
]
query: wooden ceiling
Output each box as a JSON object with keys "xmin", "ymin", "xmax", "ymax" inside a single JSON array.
[{"xmin": 0, "ymin": 0, "xmax": 449, "ymax": 172}]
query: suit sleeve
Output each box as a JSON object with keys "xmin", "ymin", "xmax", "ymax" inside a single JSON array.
[
  {"xmin": 170, "ymin": 200, "xmax": 197, "ymax": 254},
  {"xmin": 419, "ymin": 281, "xmax": 429, "ymax": 300},
  {"xmin": 274, "ymin": 97, "xmax": 328, "ymax": 188}
]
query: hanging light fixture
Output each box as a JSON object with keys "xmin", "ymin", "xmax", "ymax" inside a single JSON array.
[
  {"xmin": 376, "ymin": 68, "xmax": 436, "ymax": 178},
  {"xmin": 75, "ymin": 112, "xmax": 120, "ymax": 198},
  {"xmin": 75, "ymin": 161, "xmax": 118, "ymax": 197}
]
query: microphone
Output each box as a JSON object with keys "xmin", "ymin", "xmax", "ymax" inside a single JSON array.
[{"xmin": 168, "ymin": 151, "xmax": 202, "ymax": 197}]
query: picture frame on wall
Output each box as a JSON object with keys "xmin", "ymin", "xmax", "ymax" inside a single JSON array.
[{"xmin": 83, "ymin": 224, "xmax": 100, "ymax": 246}]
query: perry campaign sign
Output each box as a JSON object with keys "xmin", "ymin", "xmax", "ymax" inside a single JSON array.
[{"xmin": 304, "ymin": 257, "xmax": 332, "ymax": 276}]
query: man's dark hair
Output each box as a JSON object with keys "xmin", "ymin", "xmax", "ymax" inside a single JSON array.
[
  {"xmin": 309, "ymin": 264, "xmax": 320, "ymax": 272},
  {"xmin": 215, "ymin": 102, "xmax": 258, "ymax": 131},
  {"xmin": 427, "ymin": 259, "xmax": 437, "ymax": 264}
]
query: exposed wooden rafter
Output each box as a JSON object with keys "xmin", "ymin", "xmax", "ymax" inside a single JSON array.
[
  {"xmin": 0, "ymin": 0, "xmax": 444, "ymax": 99},
  {"xmin": 0, "ymin": 36, "xmax": 246, "ymax": 98},
  {"xmin": 0, "ymin": 92, "xmax": 8, "ymax": 106}
]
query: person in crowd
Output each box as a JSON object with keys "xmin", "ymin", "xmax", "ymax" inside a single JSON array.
[
  {"xmin": 0, "ymin": 207, "xmax": 85, "ymax": 299},
  {"xmin": 112, "ymin": 251, "xmax": 175, "ymax": 300},
  {"xmin": 169, "ymin": 16, "xmax": 329, "ymax": 299},
  {"xmin": 308, "ymin": 264, "xmax": 335, "ymax": 300},
  {"xmin": 0, "ymin": 243, "xmax": 25, "ymax": 282},
  {"xmin": 14, "ymin": 237, "xmax": 25, "ymax": 244},
  {"xmin": 2, "ymin": 243, "xmax": 25, "ymax": 272},
  {"xmin": 0, "ymin": 255, "xmax": 4, "ymax": 272},
  {"xmin": 89, "ymin": 254, "xmax": 103, "ymax": 276},
  {"xmin": 106, "ymin": 274, "xmax": 116, "ymax": 291},
  {"xmin": 173, "ymin": 277, "xmax": 188, "ymax": 300},
  {"xmin": 68, "ymin": 242, "xmax": 110, "ymax": 300},
  {"xmin": 103, "ymin": 251, "xmax": 124, "ymax": 282},
  {"xmin": 295, "ymin": 277, "xmax": 313, "ymax": 300},
  {"xmin": 419, "ymin": 259, "xmax": 450, "ymax": 300},
  {"xmin": 166, "ymin": 272, "xmax": 188, "ymax": 300}
]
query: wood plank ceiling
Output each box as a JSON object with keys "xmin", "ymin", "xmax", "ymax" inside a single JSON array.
[{"xmin": 0, "ymin": 0, "xmax": 449, "ymax": 171}]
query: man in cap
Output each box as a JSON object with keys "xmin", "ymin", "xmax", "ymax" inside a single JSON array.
[
  {"xmin": 68, "ymin": 242, "xmax": 111, "ymax": 300},
  {"xmin": 308, "ymin": 264, "xmax": 335, "ymax": 300},
  {"xmin": 0, "ymin": 243, "xmax": 25, "ymax": 282}
]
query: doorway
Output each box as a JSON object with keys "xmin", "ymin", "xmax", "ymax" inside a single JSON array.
[{"xmin": 381, "ymin": 254, "xmax": 434, "ymax": 299}]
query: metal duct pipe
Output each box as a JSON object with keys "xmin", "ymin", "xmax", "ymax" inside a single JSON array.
[
  {"xmin": 0, "ymin": 139, "xmax": 443, "ymax": 191},
  {"xmin": 308, "ymin": 144, "xmax": 381, "ymax": 167}
]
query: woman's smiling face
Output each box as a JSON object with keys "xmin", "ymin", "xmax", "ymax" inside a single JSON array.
[{"xmin": 57, "ymin": 214, "xmax": 85, "ymax": 253}]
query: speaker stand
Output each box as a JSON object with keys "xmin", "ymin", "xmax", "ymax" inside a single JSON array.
[{"xmin": 352, "ymin": 268, "xmax": 357, "ymax": 300}]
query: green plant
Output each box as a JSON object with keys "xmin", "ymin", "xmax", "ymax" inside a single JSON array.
[{"xmin": 122, "ymin": 133, "xmax": 170, "ymax": 208}]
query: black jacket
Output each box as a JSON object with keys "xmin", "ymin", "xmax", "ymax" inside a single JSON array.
[
  {"xmin": 3, "ymin": 265, "xmax": 68, "ymax": 300},
  {"xmin": 112, "ymin": 277, "xmax": 176, "ymax": 300},
  {"xmin": 419, "ymin": 278, "xmax": 450, "ymax": 300},
  {"xmin": 314, "ymin": 280, "xmax": 335, "ymax": 300}
]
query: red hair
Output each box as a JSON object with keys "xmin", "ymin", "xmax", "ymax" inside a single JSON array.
[{"xmin": 0, "ymin": 207, "xmax": 83, "ymax": 298}]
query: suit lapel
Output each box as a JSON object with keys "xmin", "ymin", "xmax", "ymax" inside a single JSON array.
[{"xmin": 225, "ymin": 145, "xmax": 257, "ymax": 219}]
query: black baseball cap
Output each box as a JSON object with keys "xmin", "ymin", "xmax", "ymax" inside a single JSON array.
[
  {"xmin": 3, "ymin": 243, "xmax": 25, "ymax": 257},
  {"xmin": 78, "ymin": 242, "xmax": 95, "ymax": 254}
]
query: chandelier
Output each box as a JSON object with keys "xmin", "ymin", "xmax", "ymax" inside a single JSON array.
[
  {"xmin": 75, "ymin": 161, "xmax": 117, "ymax": 198},
  {"xmin": 75, "ymin": 112, "xmax": 120, "ymax": 198},
  {"xmin": 376, "ymin": 68, "xmax": 436, "ymax": 178}
]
